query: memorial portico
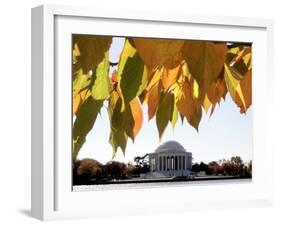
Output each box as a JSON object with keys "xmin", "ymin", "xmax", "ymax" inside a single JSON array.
[{"xmin": 148, "ymin": 141, "xmax": 192, "ymax": 177}]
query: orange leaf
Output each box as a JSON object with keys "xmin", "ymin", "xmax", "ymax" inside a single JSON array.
[
  {"xmin": 128, "ymin": 98, "xmax": 143, "ymax": 139},
  {"xmin": 147, "ymin": 82, "xmax": 161, "ymax": 120},
  {"xmin": 175, "ymin": 79, "xmax": 202, "ymax": 130},
  {"xmin": 161, "ymin": 65, "xmax": 182, "ymax": 92},
  {"xmin": 133, "ymin": 38, "xmax": 184, "ymax": 71},
  {"xmin": 73, "ymin": 89, "xmax": 89, "ymax": 114},
  {"xmin": 181, "ymin": 41, "xmax": 227, "ymax": 92},
  {"xmin": 207, "ymin": 77, "xmax": 227, "ymax": 105},
  {"xmin": 146, "ymin": 67, "xmax": 163, "ymax": 91}
]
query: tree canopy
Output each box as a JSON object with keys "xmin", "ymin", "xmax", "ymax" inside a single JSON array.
[{"xmin": 72, "ymin": 35, "xmax": 252, "ymax": 160}]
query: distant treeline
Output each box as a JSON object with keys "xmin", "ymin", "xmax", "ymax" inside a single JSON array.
[
  {"xmin": 73, "ymin": 158, "xmax": 149, "ymax": 185},
  {"xmin": 192, "ymin": 156, "xmax": 252, "ymax": 177},
  {"xmin": 73, "ymin": 156, "xmax": 251, "ymax": 185}
]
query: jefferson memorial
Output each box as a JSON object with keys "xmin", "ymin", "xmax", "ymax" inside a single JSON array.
[{"xmin": 148, "ymin": 141, "xmax": 192, "ymax": 178}]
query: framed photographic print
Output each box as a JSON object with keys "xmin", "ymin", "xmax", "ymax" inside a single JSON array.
[{"xmin": 31, "ymin": 4, "xmax": 274, "ymax": 221}]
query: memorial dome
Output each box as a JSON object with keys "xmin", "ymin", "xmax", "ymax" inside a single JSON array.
[{"xmin": 155, "ymin": 141, "xmax": 186, "ymax": 153}]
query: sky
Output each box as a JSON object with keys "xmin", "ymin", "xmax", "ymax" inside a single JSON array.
[{"xmin": 76, "ymin": 37, "xmax": 253, "ymax": 164}]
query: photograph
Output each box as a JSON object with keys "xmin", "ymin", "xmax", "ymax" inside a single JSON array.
[{"xmin": 72, "ymin": 35, "xmax": 252, "ymax": 189}]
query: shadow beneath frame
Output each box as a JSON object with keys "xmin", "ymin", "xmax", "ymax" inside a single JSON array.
[{"xmin": 18, "ymin": 209, "xmax": 32, "ymax": 218}]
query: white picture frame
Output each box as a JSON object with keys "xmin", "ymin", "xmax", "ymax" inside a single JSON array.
[{"xmin": 31, "ymin": 4, "xmax": 274, "ymax": 221}]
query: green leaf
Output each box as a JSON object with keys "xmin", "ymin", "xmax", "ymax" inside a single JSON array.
[
  {"xmin": 119, "ymin": 50, "xmax": 148, "ymax": 107},
  {"xmin": 169, "ymin": 96, "xmax": 178, "ymax": 129},
  {"xmin": 108, "ymin": 92, "xmax": 129, "ymax": 156},
  {"xmin": 109, "ymin": 129, "xmax": 128, "ymax": 157},
  {"xmin": 189, "ymin": 105, "xmax": 202, "ymax": 132},
  {"xmin": 110, "ymin": 95, "xmax": 143, "ymax": 143},
  {"xmin": 181, "ymin": 41, "xmax": 227, "ymax": 92},
  {"xmin": 111, "ymin": 97, "xmax": 124, "ymax": 131},
  {"xmin": 156, "ymin": 92, "xmax": 174, "ymax": 139},
  {"xmin": 91, "ymin": 51, "xmax": 111, "ymax": 100},
  {"xmin": 73, "ymin": 69, "xmax": 91, "ymax": 96},
  {"xmin": 73, "ymin": 35, "xmax": 112, "ymax": 74},
  {"xmin": 179, "ymin": 113, "xmax": 185, "ymax": 125},
  {"xmin": 117, "ymin": 39, "xmax": 136, "ymax": 81},
  {"xmin": 73, "ymin": 97, "xmax": 103, "ymax": 160}
]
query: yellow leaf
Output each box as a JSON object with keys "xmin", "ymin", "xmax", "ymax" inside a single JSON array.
[
  {"xmin": 229, "ymin": 46, "xmax": 251, "ymax": 67},
  {"xmin": 235, "ymin": 70, "xmax": 252, "ymax": 113},
  {"xmin": 146, "ymin": 67, "xmax": 162, "ymax": 91},
  {"xmin": 224, "ymin": 63, "xmax": 240, "ymax": 99},
  {"xmin": 229, "ymin": 46, "xmax": 240, "ymax": 55},
  {"xmin": 73, "ymin": 43, "xmax": 80, "ymax": 64},
  {"xmin": 181, "ymin": 60, "xmax": 191, "ymax": 79},
  {"xmin": 161, "ymin": 65, "xmax": 181, "ymax": 92},
  {"xmin": 192, "ymin": 79, "xmax": 199, "ymax": 99},
  {"xmin": 202, "ymin": 95, "xmax": 212, "ymax": 113},
  {"xmin": 235, "ymin": 85, "xmax": 247, "ymax": 112},
  {"xmin": 243, "ymin": 52, "xmax": 252, "ymax": 70},
  {"xmin": 73, "ymin": 89, "xmax": 90, "ymax": 114},
  {"xmin": 224, "ymin": 64, "xmax": 247, "ymax": 112}
]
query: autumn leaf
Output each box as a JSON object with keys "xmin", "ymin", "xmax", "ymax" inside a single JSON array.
[
  {"xmin": 146, "ymin": 67, "xmax": 162, "ymax": 91},
  {"xmin": 156, "ymin": 92, "xmax": 174, "ymax": 139},
  {"xmin": 181, "ymin": 41, "xmax": 227, "ymax": 92},
  {"xmin": 179, "ymin": 113, "xmax": 185, "ymax": 125},
  {"xmin": 210, "ymin": 103, "xmax": 216, "ymax": 117},
  {"xmin": 73, "ymin": 89, "xmax": 90, "ymax": 114},
  {"xmin": 108, "ymin": 91, "xmax": 128, "ymax": 155},
  {"xmin": 73, "ymin": 35, "xmax": 112, "ymax": 74},
  {"xmin": 161, "ymin": 65, "xmax": 182, "ymax": 92},
  {"xmin": 175, "ymin": 79, "xmax": 202, "ymax": 130},
  {"xmin": 110, "ymin": 91, "xmax": 143, "ymax": 144},
  {"xmin": 170, "ymin": 97, "xmax": 179, "ymax": 129},
  {"xmin": 202, "ymin": 95, "xmax": 212, "ymax": 113},
  {"xmin": 138, "ymin": 89, "xmax": 148, "ymax": 104},
  {"xmin": 124, "ymin": 98, "xmax": 143, "ymax": 141},
  {"xmin": 73, "ymin": 43, "xmax": 80, "ymax": 65},
  {"xmin": 235, "ymin": 69, "xmax": 252, "ymax": 113},
  {"xmin": 73, "ymin": 97, "xmax": 103, "ymax": 160},
  {"xmin": 191, "ymin": 78, "xmax": 199, "ymax": 99},
  {"xmin": 109, "ymin": 129, "xmax": 128, "ymax": 157},
  {"xmin": 224, "ymin": 63, "xmax": 246, "ymax": 111},
  {"xmin": 71, "ymin": 35, "xmax": 252, "ymax": 160},
  {"xmin": 229, "ymin": 46, "xmax": 251, "ymax": 68},
  {"xmin": 117, "ymin": 39, "xmax": 137, "ymax": 80},
  {"xmin": 118, "ymin": 40, "xmax": 148, "ymax": 108},
  {"xmin": 207, "ymin": 76, "xmax": 227, "ymax": 105},
  {"xmin": 147, "ymin": 81, "xmax": 161, "ymax": 120},
  {"xmin": 133, "ymin": 38, "xmax": 184, "ymax": 70},
  {"xmin": 226, "ymin": 52, "xmax": 249, "ymax": 80},
  {"xmin": 73, "ymin": 69, "xmax": 91, "ymax": 96},
  {"xmin": 91, "ymin": 51, "xmax": 111, "ymax": 100},
  {"xmin": 73, "ymin": 69, "xmax": 92, "ymax": 114}
]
